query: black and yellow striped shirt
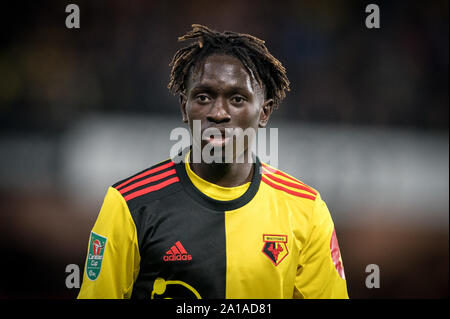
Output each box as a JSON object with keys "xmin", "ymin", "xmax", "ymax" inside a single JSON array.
[{"xmin": 78, "ymin": 150, "xmax": 348, "ymax": 299}]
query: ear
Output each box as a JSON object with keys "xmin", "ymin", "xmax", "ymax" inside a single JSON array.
[
  {"xmin": 179, "ymin": 93, "xmax": 188, "ymax": 123},
  {"xmin": 259, "ymin": 99, "xmax": 274, "ymax": 128}
]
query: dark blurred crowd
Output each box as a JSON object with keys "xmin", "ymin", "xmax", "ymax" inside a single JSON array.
[
  {"xmin": 0, "ymin": 1, "xmax": 448, "ymax": 299},
  {"xmin": 0, "ymin": 0, "xmax": 448, "ymax": 133}
]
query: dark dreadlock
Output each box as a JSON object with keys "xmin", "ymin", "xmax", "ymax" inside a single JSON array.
[{"xmin": 168, "ymin": 24, "xmax": 290, "ymax": 109}]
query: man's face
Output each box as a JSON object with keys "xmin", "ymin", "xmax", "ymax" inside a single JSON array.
[{"xmin": 181, "ymin": 54, "xmax": 273, "ymax": 161}]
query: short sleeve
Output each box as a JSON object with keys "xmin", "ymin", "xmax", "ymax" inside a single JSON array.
[
  {"xmin": 77, "ymin": 187, "xmax": 141, "ymax": 299},
  {"xmin": 293, "ymin": 193, "xmax": 349, "ymax": 299}
]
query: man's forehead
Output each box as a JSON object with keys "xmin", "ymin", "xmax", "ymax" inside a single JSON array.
[{"xmin": 187, "ymin": 54, "xmax": 261, "ymax": 93}]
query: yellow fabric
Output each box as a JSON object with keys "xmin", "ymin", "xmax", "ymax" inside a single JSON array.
[
  {"xmin": 184, "ymin": 151, "xmax": 250, "ymax": 201},
  {"xmin": 77, "ymin": 187, "xmax": 141, "ymax": 299},
  {"xmin": 224, "ymin": 164, "xmax": 349, "ymax": 299},
  {"xmin": 184, "ymin": 159, "xmax": 348, "ymax": 298}
]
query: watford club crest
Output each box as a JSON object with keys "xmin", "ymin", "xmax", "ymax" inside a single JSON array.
[{"xmin": 262, "ymin": 234, "xmax": 289, "ymax": 266}]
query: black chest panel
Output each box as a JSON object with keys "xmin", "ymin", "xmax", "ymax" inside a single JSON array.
[{"xmin": 129, "ymin": 189, "xmax": 226, "ymax": 299}]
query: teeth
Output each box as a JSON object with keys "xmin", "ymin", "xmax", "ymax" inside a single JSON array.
[{"xmin": 207, "ymin": 136, "xmax": 229, "ymax": 145}]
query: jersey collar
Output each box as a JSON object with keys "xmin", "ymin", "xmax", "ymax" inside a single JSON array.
[{"xmin": 173, "ymin": 147, "xmax": 262, "ymax": 211}]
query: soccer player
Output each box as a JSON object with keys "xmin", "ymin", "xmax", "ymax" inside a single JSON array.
[{"xmin": 77, "ymin": 24, "xmax": 349, "ymax": 299}]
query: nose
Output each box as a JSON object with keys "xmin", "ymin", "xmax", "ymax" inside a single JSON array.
[{"xmin": 206, "ymin": 97, "xmax": 231, "ymax": 124}]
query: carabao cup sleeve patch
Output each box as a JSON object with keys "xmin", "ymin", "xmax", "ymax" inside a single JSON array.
[{"xmin": 86, "ymin": 231, "xmax": 108, "ymax": 281}]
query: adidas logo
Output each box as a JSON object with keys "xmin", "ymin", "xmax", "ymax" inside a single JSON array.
[{"xmin": 163, "ymin": 241, "xmax": 192, "ymax": 262}]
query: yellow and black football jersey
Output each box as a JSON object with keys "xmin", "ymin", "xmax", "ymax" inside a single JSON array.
[{"xmin": 77, "ymin": 148, "xmax": 348, "ymax": 299}]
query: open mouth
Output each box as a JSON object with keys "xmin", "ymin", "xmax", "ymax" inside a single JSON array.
[
  {"xmin": 205, "ymin": 135, "xmax": 230, "ymax": 147},
  {"xmin": 201, "ymin": 127, "xmax": 233, "ymax": 147}
]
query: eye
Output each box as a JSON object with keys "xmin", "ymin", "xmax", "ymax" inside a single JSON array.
[
  {"xmin": 231, "ymin": 96, "xmax": 246, "ymax": 104},
  {"xmin": 195, "ymin": 94, "xmax": 211, "ymax": 103}
]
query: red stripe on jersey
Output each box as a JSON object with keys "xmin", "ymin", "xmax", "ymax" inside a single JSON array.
[
  {"xmin": 262, "ymin": 169, "xmax": 317, "ymax": 196},
  {"xmin": 118, "ymin": 169, "xmax": 176, "ymax": 194},
  {"xmin": 261, "ymin": 176, "xmax": 316, "ymax": 201},
  {"xmin": 175, "ymin": 241, "xmax": 188, "ymax": 254},
  {"xmin": 171, "ymin": 246, "xmax": 181, "ymax": 255},
  {"xmin": 123, "ymin": 176, "xmax": 180, "ymax": 201},
  {"xmin": 115, "ymin": 161, "xmax": 174, "ymax": 190},
  {"xmin": 261, "ymin": 164, "xmax": 317, "ymax": 196}
]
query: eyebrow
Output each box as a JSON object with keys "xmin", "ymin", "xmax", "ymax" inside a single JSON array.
[{"xmin": 189, "ymin": 84, "xmax": 253, "ymax": 95}]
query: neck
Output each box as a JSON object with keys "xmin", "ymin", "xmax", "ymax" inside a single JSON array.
[{"xmin": 189, "ymin": 147, "xmax": 254, "ymax": 187}]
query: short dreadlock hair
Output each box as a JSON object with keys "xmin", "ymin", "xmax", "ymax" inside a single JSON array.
[{"xmin": 168, "ymin": 24, "xmax": 290, "ymax": 109}]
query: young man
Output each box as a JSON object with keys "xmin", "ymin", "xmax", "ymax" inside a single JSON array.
[{"xmin": 78, "ymin": 25, "xmax": 349, "ymax": 299}]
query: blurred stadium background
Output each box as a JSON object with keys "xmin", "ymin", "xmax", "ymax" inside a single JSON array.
[{"xmin": 0, "ymin": 0, "xmax": 448, "ymax": 298}]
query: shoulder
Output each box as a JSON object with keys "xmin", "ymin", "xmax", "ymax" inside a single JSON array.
[
  {"xmin": 260, "ymin": 162, "xmax": 334, "ymax": 234},
  {"xmin": 111, "ymin": 158, "xmax": 182, "ymax": 207},
  {"xmin": 259, "ymin": 162, "xmax": 319, "ymax": 203}
]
